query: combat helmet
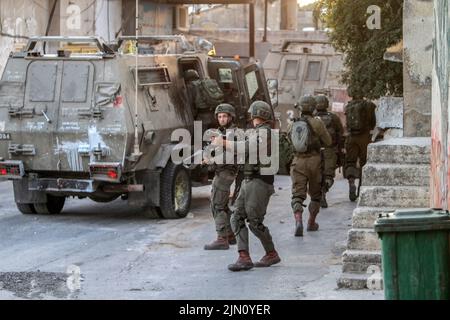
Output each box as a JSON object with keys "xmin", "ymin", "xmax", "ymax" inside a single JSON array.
[
  {"xmin": 315, "ymin": 95, "xmax": 329, "ymax": 111},
  {"xmin": 248, "ymin": 101, "xmax": 273, "ymax": 121},
  {"xmin": 296, "ymin": 95, "xmax": 317, "ymax": 114},
  {"xmin": 184, "ymin": 69, "xmax": 200, "ymax": 81},
  {"xmin": 215, "ymin": 103, "xmax": 236, "ymax": 119}
]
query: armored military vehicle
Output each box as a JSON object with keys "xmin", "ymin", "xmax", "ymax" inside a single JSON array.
[
  {"xmin": 0, "ymin": 36, "xmax": 275, "ymax": 218},
  {"xmin": 263, "ymin": 39, "xmax": 349, "ymax": 132}
]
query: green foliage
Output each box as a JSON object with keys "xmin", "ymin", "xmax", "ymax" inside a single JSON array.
[{"xmin": 316, "ymin": 0, "xmax": 403, "ymax": 99}]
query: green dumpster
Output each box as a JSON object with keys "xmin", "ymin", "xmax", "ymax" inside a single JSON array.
[{"xmin": 374, "ymin": 209, "xmax": 450, "ymax": 300}]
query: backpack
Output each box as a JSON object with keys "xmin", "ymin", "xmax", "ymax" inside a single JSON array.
[
  {"xmin": 291, "ymin": 117, "xmax": 320, "ymax": 153},
  {"xmin": 193, "ymin": 79, "xmax": 224, "ymax": 110},
  {"xmin": 346, "ymin": 100, "xmax": 366, "ymax": 132}
]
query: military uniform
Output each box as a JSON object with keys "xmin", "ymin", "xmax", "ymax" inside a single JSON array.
[
  {"xmin": 288, "ymin": 96, "xmax": 332, "ymax": 236},
  {"xmin": 204, "ymin": 104, "xmax": 239, "ymax": 250},
  {"xmin": 315, "ymin": 95, "xmax": 344, "ymax": 208},
  {"xmin": 344, "ymin": 94, "xmax": 376, "ymax": 201},
  {"xmin": 225, "ymin": 101, "xmax": 281, "ymax": 272}
]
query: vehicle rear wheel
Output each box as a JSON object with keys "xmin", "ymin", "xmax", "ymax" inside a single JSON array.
[
  {"xmin": 141, "ymin": 206, "xmax": 162, "ymax": 219},
  {"xmin": 34, "ymin": 195, "xmax": 66, "ymax": 215},
  {"xmin": 159, "ymin": 161, "xmax": 191, "ymax": 219},
  {"xmin": 16, "ymin": 203, "xmax": 36, "ymax": 215}
]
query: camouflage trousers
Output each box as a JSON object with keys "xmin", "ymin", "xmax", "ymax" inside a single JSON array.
[
  {"xmin": 231, "ymin": 178, "xmax": 275, "ymax": 253},
  {"xmin": 344, "ymin": 133, "xmax": 371, "ymax": 179},
  {"xmin": 322, "ymin": 147, "xmax": 337, "ymax": 179},
  {"xmin": 290, "ymin": 154, "xmax": 322, "ymax": 212},
  {"xmin": 211, "ymin": 170, "xmax": 236, "ymax": 237}
]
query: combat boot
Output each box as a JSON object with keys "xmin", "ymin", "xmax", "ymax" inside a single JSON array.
[
  {"xmin": 294, "ymin": 211, "xmax": 304, "ymax": 237},
  {"xmin": 254, "ymin": 250, "xmax": 281, "ymax": 267},
  {"xmin": 227, "ymin": 233, "xmax": 237, "ymax": 245},
  {"xmin": 349, "ymin": 178, "xmax": 357, "ymax": 202},
  {"xmin": 204, "ymin": 236, "xmax": 229, "ymax": 250},
  {"xmin": 320, "ymin": 192, "xmax": 328, "ymax": 208},
  {"xmin": 228, "ymin": 250, "xmax": 254, "ymax": 272},
  {"xmin": 307, "ymin": 201, "xmax": 320, "ymax": 232}
]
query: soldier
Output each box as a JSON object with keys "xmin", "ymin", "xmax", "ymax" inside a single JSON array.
[
  {"xmin": 344, "ymin": 88, "xmax": 377, "ymax": 202},
  {"xmin": 314, "ymin": 95, "xmax": 344, "ymax": 208},
  {"xmin": 184, "ymin": 69, "xmax": 224, "ymax": 131},
  {"xmin": 213, "ymin": 101, "xmax": 281, "ymax": 271},
  {"xmin": 289, "ymin": 96, "xmax": 332, "ymax": 237},
  {"xmin": 204, "ymin": 104, "xmax": 239, "ymax": 250}
]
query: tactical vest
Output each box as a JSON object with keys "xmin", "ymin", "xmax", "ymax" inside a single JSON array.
[
  {"xmin": 215, "ymin": 124, "xmax": 239, "ymax": 175},
  {"xmin": 243, "ymin": 124, "xmax": 274, "ymax": 184},
  {"xmin": 317, "ymin": 111, "xmax": 337, "ymax": 145}
]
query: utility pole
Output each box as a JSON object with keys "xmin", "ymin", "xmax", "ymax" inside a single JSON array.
[
  {"xmin": 249, "ymin": 2, "xmax": 255, "ymax": 57},
  {"xmin": 263, "ymin": 0, "xmax": 268, "ymax": 42}
]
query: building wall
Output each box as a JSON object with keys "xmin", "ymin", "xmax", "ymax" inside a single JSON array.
[
  {"xmin": 190, "ymin": 0, "xmax": 304, "ymax": 32},
  {"xmin": 0, "ymin": 0, "xmax": 49, "ymax": 75},
  {"xmin": 403, "ymin": 0, "xmax": 433, "ymax": 137},
  {"xmin": 121, "ymin": 0, "xmax": 174, "ymax": 36},
  {"xmin": 95, "ymin": 0, "xmax": 122, "ymax": 41}
]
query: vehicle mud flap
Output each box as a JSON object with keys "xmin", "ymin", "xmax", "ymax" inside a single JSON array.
[
  {"xmin": 128, "ymin": 170, "xmax": 162, "ymax": 218},
  {"xmin": 13, "ymin": 178, "xmax": 46, "ymax": 204}
]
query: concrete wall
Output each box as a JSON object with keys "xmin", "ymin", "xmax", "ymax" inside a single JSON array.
[
  {"xmin": 0, "ymin": 0, "xmax": 49, "ymax": 75},
  {"xmin": 403, "ymin": 0, "xmax": 433, "ymax": 137}
]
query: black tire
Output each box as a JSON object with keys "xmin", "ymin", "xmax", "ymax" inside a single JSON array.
[
  {"xmin": 141, "ymin": 206, "xmax": 162, "ymax": 219},
  {"xmin": 34, "ymin": 195, "xmax": 66, "ymax": 215},
  {"xmin": 16, "ymin": 203, "xmax": 36, "ymax": 215},
  {"xmin": 159, "ymin": 161, "xmax": 191, "ymax": 219}
]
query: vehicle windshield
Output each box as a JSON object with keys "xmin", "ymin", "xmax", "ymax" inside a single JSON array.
[
  {"xmin": 28, "ymin": 40, "xmax": 104, "ymax": 56},
  {"xmin": 118, "ymin": 38, "xmax": 194, "ymax": 55}
]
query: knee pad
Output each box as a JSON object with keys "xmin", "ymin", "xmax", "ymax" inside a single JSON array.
[{"xmin": 249, "ymin": 219, "xmax": 266, "ymax": 234}]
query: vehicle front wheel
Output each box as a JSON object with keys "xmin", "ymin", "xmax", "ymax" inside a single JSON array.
[{"xmin": 158, "ymin": 161, "xmax": 192, "ymax": 219}]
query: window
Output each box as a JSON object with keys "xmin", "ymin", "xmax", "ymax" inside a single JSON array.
[
  {"xmin": 306, "ymin": 61, "xmax": 321, "ymax": 81},
  {"xmin": 218, "ymin": 68, "xmax": 233, "ymax": 83},
  {"xmin": 28, "ymin": 62, "xmax": 57, "ymax": 102},
  {"xmin": 62, "ymin": 62, "xmax": 90, "ymax": 103},
  {"xmin": 283, "ymin": 60, "xmax": 299, "ymax": 80},
  {"xmin": 245, "ymin": 71, "xmax": 260, "ymax": 99},
  {"xmin": 135, "ymin": 67, "xmax": 171, "ymax": 86}
]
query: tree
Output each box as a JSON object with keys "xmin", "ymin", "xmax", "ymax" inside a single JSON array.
[{"xmin": 316, "ymin": 0, "xmax": 403, "ymax": 99}]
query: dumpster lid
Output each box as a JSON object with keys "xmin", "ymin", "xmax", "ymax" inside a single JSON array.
[{"xmin": 374, "ymin": 209, "xmax": 450, "ymax": 233}]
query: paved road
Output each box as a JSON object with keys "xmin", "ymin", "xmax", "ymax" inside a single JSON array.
[{"xmin": 0, "ymin": 176, "xmax": 383, "ymax": 300}]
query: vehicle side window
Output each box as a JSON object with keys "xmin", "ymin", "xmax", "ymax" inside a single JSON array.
[
  {"xmin": 283, "ymin": 60, "xmax": 299, "ymax": 80},
  {"xmin": 306, "ymin": 61, "xmax": 321, "ymax": 81},
  {"xmin": 218, "ymin": 68, "xmax": 233, "ymax": 83},
  {"xmin": 61, "ymin": 62, "xmax": 90, "ymax": 103},
  {"xmin": 245, "ymin": 70, "xmax": 260, "ymax": 100},
  {"xmin": 28, "ymin": 62, "xmax": 57, "ymax": 102}
]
